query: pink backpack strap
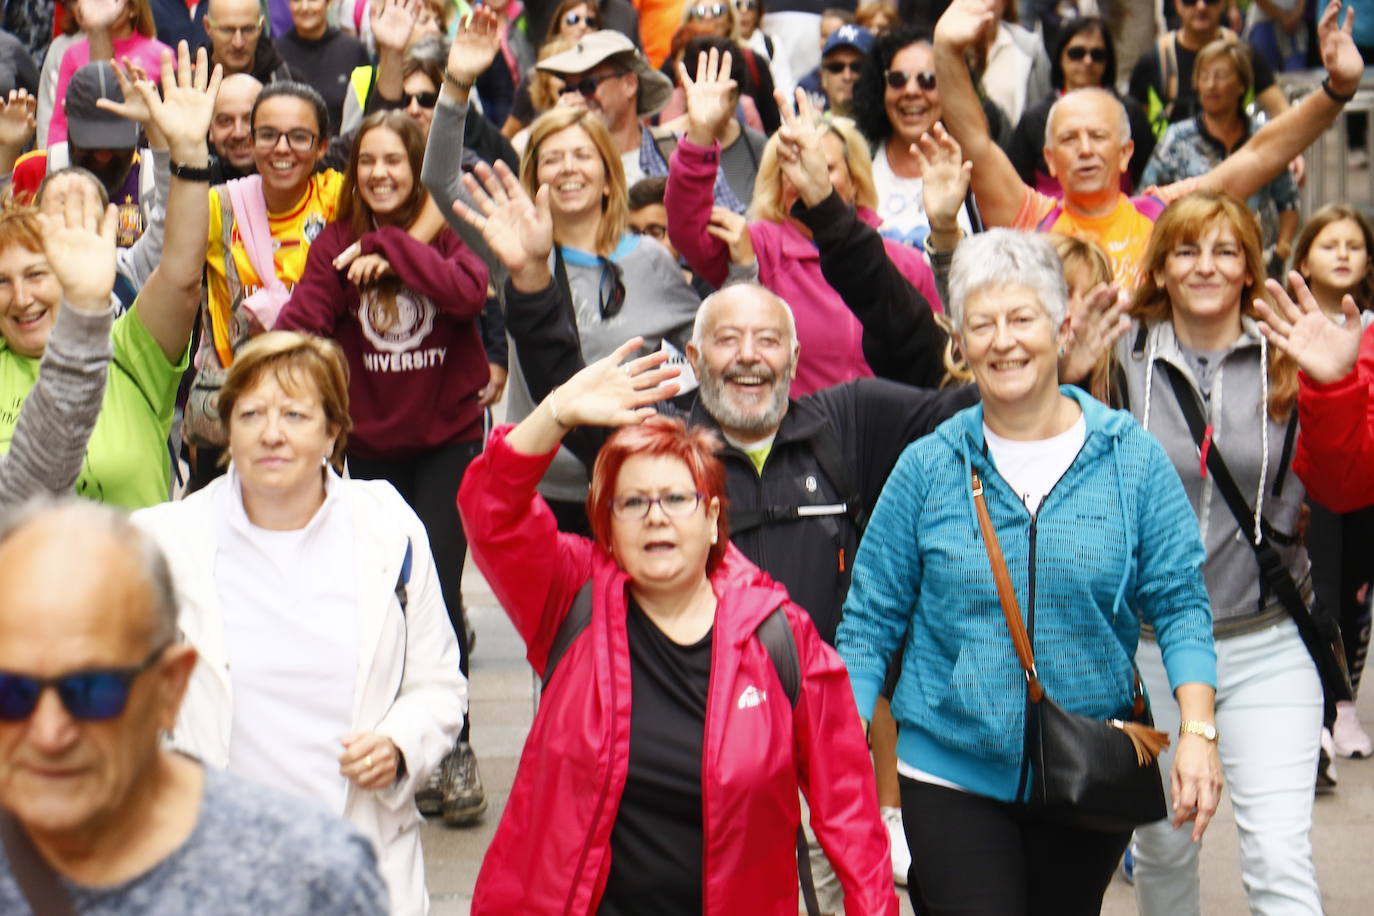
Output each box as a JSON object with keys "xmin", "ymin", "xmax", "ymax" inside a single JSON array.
[
  {"xmin": 1130, "ymin": 194, "xmax": 1167, "ymax": 221},
  {"xmin": 1035, "ymin": 203, "xmax": 1063, "ymax": 233},
  {"xmin": 223, "ymin": 175, "xmax": 291, "ymax": 331}
]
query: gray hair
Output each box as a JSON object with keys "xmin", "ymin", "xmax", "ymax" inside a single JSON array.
[
  {"xmin": 691, "ymin": 283, "xmax": 800, "ymax": 354},
  {"xmin": 0, "ymin": 498, "xmax": 179, "ymax": 647},
  {"xmin": 1044, "ymin": 86, "xmax": 1131, "ymax": 150},
  {"xmin": 946, "ymin": 229, "xmax": 1068, "ymax": 334}
]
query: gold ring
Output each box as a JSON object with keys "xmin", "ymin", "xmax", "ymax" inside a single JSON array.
[{"xmin": 365, "ymin": 754, "xmax": 374, "ymax": 769}]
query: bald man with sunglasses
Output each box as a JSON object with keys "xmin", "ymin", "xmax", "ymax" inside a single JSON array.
[{"xmin": 0, "ymin": 500, "xmax": 388, "ymax": 915}]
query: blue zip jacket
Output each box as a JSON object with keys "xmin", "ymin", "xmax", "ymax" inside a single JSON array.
[{"xmin": 837, "ymin": 387, "xmax": 1216, "ymax": 802}]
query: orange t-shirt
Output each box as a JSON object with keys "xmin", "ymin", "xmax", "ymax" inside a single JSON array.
[{"xmin": 635, "ymin": 0, "xmax": 687, "ymax": 68}]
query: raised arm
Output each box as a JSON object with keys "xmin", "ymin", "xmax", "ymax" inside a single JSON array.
[
  {"xmin": 0, "ymin": 90, "xmax": 35, "ymax": 184},
  {"xmin": 97, "ymin": 58, "xmax": 170, "ymax": 290},
  {"xmin": 100, "ymin": 43, "xmax": 221, "ymax": 364},
  {"xmin": 932, "ymin": 0, "xmax": 1029, "ymax": 227},
  {"xmin": 368, "ymin": 0, "xmax": 420, "ymax": 105},
  {"xmin": 0, "ymin": 178, "xmax": 118, "ymax": 510},
  {"xmin": 665, "ymin": 49, "xmax": 737, "ymax": 287},
  {"xmin": 1202, "ymin": 1, "xmax": 1360, "ymax": 201}
]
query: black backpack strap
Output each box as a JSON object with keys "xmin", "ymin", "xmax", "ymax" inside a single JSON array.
[
  {"xmin": 809, "ymin": 422, "xmax": 866, "ymax": 535},
  {"xmin": 796, "ymin": 826, "xmax": 820, "ymax": 916},
  {"xmin": 542, "ymin": 581, "xmax": 594, "ymax": 692},
  {"xmin": 1160, "ymin": 364, "xmax": 1351, "ymax": 723},
  {"xmin": 1272, "ymin": 410, "xmax": 1298, "ymax": 499},
  {"xmin": 0, "ymin": 810, "xmax": 75, "ymax": 916}
]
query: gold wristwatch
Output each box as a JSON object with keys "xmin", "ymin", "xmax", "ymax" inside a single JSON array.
[{"xmin": 1180, "ymin": 720, "xmax": 1219, "ymax": 742}]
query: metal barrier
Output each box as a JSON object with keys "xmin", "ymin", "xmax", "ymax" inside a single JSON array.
[{"xmin": 1277, "ymin": 70, "xmax": 1374, "ymax": 219}]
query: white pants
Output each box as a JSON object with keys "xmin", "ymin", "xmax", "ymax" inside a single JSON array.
[{"xmin": 1131, "ymin": 619, "xmax": 1323, "ymax": 916}]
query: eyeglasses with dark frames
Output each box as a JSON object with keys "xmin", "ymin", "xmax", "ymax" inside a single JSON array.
[
  {"xmin": 629, "ymin": 223, "xmax": 668, "ymax": 241},
  {"xmin": 823, "ymin": 60, "xmax": 864, "ymax": 76},
  {"xmin": 610, "ymin": 490, "xmax": 705, "ymax": 520},
  {"xmin": 687, "ymin": 3, "xmax": 729, "ymax": 20},
  {"xmin": 0, "ymin": 643, "xmax": 172, "ymax": 722},
  {"xmin": 885, "ymin": 69, "xmax": 936, "ymax": 91},
  {"xmin": 252, "ymin": 126, "xmax": 320, "ymax": 152},
  {"xmin": 560, "ymin": 70, "xmax": 629, "ymax": 99},
  {"xmin": 563, "ymin": 11, "xmax": 599, "ymax": 28},
  {"xmin": 1064, "ymin": 46, "xmax": 1108, "ymax": 63}
]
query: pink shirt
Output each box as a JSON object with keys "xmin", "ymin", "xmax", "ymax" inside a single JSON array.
[{"xmin": 49, "ymin": 34, "xmax": 172, "ymax": 146}]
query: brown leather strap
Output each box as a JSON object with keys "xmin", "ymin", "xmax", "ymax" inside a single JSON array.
[
  {"xmin": 971, "ymin": 469, "xmax": 1045, "ymax": 703},
  {"xmin": 0, "ymin": 810, "xmax": 76, "ymax": 916}
]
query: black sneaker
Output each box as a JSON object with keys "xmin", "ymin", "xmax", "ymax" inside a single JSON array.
[
  {"xmin": 414, "ymin": 759, "xmax": 445, "ymax": 817},
  {"xmin": 442, "ymin": 741, "xmax": 488, "ymax": 827},
  {"xmin": 1317, "ymin": 736, "xmax": 1339, "ymax": 796}
]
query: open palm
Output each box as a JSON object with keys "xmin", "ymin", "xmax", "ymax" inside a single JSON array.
[
  {"xmin": 680, "ymin": 48, "xmax": 736, "ymax": 144},
  {"xmin": 1254, "ymin": 274, "xmax": 1362, "ymax": 384},
  {"xmin": 454, "ymin": 160, "xmax": 553, "ymax": 276},
  {"xmin": 448, "ymin": 7, "xmax": 502, "ymax": 83}
]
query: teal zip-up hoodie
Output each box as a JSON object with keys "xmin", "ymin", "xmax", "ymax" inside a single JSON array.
[{"xmin": 837, "ymin": 387, "xmax": 1216, "ymax": 802}]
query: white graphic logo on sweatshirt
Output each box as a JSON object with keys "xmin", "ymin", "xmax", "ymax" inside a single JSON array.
[{"xmin": 737, "ymin": 685, "xmax": 768, "ymax": 709}]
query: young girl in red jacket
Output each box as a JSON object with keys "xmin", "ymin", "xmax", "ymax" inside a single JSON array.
[{"xmin": 275, "ymin": 110, "xmax": 491, "ymax": 824}]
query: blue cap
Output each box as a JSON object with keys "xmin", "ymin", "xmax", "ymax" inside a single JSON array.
[{"xmin": 822, "ymin": 24, "xmax": 874, "ymax": 58}]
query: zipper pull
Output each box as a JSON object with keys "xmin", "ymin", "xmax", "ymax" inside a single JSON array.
[
  {"xmin": 1199, "ymin": 423, "xmax": 1214, "ymax": 478},
  {"xmin": 837, "ymin": 548, "xmax": 845, "ymax": 573}
]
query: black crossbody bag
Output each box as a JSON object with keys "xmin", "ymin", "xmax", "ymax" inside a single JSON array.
[{"xmin": 1162, "ymin": 365, "xmax": 1353, "ymax": 727}]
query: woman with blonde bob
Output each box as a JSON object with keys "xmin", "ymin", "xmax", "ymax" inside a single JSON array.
[
  {"xmin": 667, "ymin": 73, "xmax": 942, "ymax": 395},
  {"xmin": 1120, "ymin": 190, "xmax": 1325, "ymax": 916},
  {"xmin": 134, "ymin": 331, "xmax": 466, "ymax": 915}
]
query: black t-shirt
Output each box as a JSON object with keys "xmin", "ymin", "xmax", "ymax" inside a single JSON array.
[
  {"xmin": 598, "ymin": 600, "xmax": 712, "ymax": 916},
  {"xmin": 1129, "ymin": 34, "xmax": 1276, "ymax": 126}
]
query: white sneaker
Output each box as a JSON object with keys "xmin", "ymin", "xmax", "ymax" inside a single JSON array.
[
  {"xmin": 1331, "ymin": 700, "xmax": 1373, "ymax": 759},
  {"xmin": 881, "ymin": 806, "xmax": 910, "ymax": 886}
]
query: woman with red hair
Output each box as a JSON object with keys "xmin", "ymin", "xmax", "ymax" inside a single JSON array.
[{"xmin": 458, "ymin": 338, "xmax": 895, "ymax": 916}]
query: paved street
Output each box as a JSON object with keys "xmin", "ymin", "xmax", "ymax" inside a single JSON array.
[{"xmin": 422, "ymin": 562, "xmax": 1374, "ymax": 915}]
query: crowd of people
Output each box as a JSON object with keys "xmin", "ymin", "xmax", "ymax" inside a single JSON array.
[{"xmin": 0, "ymin": 0, "xmax": 1372, "ymax": 914}]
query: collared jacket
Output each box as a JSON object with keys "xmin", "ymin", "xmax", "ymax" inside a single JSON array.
[
  {"xmin": 132, "ymin": 471, "xmax": 465, "ymax": 916},
  {"xmin": 458, "ymin": 428, "xmax": 896, "ymax": 916},
  {"xmin": 839, "ymin": 388, "xmax": 1216, "ymax": 801},
  {"xmin": 1294, "ymin": 319, "xmax": 1374, "ymax": 512}
]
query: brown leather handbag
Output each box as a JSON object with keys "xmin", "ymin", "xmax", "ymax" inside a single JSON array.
[{"xmin": 971, "ymin": 468, "xmax": 1170, "ymax": 832}]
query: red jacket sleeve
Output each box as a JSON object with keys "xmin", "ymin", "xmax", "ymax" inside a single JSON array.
[
  {"xmin": 358, "ymin": 225, "xmax": 489, "ymax": 318},
  {"xmin": 1294, "ymin": 321, "xmax": 1374, "ymax": 512},
  {"xmin": 791, "ymin": 603, "xmax": 899, "ymax": 916},
  {"xmin": 665, "ymin": 136, "xmax": 730, "ymax": 288},
  {"xmin": 457, "ymin": 425, "xmax": 596, "ymax": 673},
  {"xmin": 274, "ymin": 222, "xmax": 352, "ymax": 336}
]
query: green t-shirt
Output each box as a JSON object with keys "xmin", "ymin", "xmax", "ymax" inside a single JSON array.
[{"xmin": 0, "ymin": 305, "xmax": 186, "ymax": 509}]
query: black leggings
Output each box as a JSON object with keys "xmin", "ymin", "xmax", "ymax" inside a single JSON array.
[
  {"xmin": 900, "ymin": 776, "xmax": 1130, "ymax": 916},
  {"xmin": 349, "ymin": 438, "xmax": 481, "ymax": 742}
]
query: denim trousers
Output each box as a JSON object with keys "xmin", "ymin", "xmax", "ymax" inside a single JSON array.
[{"xmin": 1131, "ymin": 619, "xmax": 1323, "ymax": 916}]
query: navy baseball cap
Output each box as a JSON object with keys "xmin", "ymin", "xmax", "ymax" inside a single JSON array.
[
  {"xmin": 822, "ymin": 24, "xmax": 874, "ymax": 58},
  {"xmin": 65, "ymin": 61, "xmax": 138, "ymax": 150}
]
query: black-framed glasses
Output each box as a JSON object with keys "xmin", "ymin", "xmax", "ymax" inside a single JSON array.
[
  {"xmin": 252, "ymin": 126, "xmax": 320, "ymax": 152},
  {"xmin": 599, "ymin": 257, "xmax": 626, "ymax": 320},
  {"xmin": 404, "ymin": 91, "xmax": 439, "ymax": 109},
  {"xmin": 687, "ymin": 3, "xmax": 729, "ymax": 20},
  {"xmin": 564, "ymin": 11, "xmax": 598, "ymax": 28},
  {"xmin": 885, "ymin": 69, "xmax": 936, "ymax": 91},
  {"xmin": 0, "ymin": 643, "xmax": 171, "ymax": 722},
  {"xmin": 823, "ymin": 60, "xmax": 864, "ymax": 75},
  {"xmin": 1064, "ymin": 46, "xmax": 1108, "ymax": 63},
  {"xmin": 610, "ymin": 490, "xmax": 705, "ymax": 520},
  {"xmin": 630, "ymin": 222, "xmax": 667, "ymax": 241},
  {"xmin": 560, "ymin": 70, "xmax": 628, "ymax": 99}
]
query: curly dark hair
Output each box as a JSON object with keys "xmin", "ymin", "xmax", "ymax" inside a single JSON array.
[{"xmin": 851, "ymin": 25, "xmax": 932, "ymax": 147}]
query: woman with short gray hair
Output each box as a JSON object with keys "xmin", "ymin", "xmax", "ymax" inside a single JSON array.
[{"xmin": 837, "ymin": 227, "xmax": 1222, "ymax": 915}]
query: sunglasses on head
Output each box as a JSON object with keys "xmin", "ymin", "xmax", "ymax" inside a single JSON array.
[
  {"xmin": 1064, "ymin": 46, "xmax": 1108, "ymax": 63},
  {"xmin": 564, "ymin": 11, "xmax": 598, "ymax": 28},
  {"xmin": 560, "ymin": 70, "xmax": 627, "ymax": 99},
  {"xmin": 823, "ymin": 60, "xmax": 864, "ymax": 75},
  {"xmin": 688, "ymin": 3, "xmax": 729, "ymax": 20},
  {"xmin": 404, "ymin": 91, "xmax": 439, "ymax": 109},
  {"xmin": 0, "ymin": 644, "xmax": 170, "ymax": 722},
  {"xmin": 885, "ymin": 69, "xmax": 936, "ymax": 91}
]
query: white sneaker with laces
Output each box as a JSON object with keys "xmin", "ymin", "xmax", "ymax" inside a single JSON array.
[
  {"xmin": 1331, "ymin": 700, "xmax": 1373, "ymax": 759},
  {"xmin": 881, "ymin": 806, "xmax": 910, "ymax": 887}
]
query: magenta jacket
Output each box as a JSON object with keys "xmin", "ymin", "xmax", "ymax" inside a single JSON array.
[
  {"xmin": 277, "ymin": 222, "xmax": 489, "ymax": 461},
  {"xmin": 459, "ymin": 427, "xmax": 897, "ymax": 916},
  {"xmin": 1294, "ymin": 320, "xmax": 1374, "ymax": 512},
  {"xmin": 666, "ymin": 135, "xmax": 943, "ymax": 397}
]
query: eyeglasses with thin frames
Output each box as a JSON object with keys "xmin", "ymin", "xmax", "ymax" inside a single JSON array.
[
  {"xmin": 207, "ymin": 17, "xmax": 264, "ymax": 40},
  {"xmin": 0, "ymin": 643, "xmax": 172, "ymax": 722},
  {"xmin": 610, "ymin": 490, "xmax": 705, "ymax": 520},
  {"xmin": 885, "ymin": 69, "xmax": 936, "ymax": 91},
  {"xmin": 252, "ymin": 126, "xmax": 321, "ymax": 152}
]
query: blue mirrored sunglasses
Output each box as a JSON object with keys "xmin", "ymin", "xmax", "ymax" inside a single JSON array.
[{"xmin": 0, "ymin": 643, "xmax": 171, "ymax": 722}]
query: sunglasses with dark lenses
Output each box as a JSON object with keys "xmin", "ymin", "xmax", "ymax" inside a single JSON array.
[
  {"xmin": 564, "ymin": 12, "xmax": 598, "ymax": 28},
  {"xmin": 735, "ymin": 0, "xmax": 760, "ymax": 10},
  {"xmin": 688, "ymin": 3, "xmax": 729, "ymax": 20},
  {"xmin": 404, "ymin": 91, "xmax": 439, "ymax": 109},
  {"xmin": 599, "ymin": 257, "xmax": 626, "ymax": 320},
  {"xmin": 823, "ymin": 60, "xmax": 864, "ymax": 75},
  {"xmin": 885, "ymin": 69, "xmax": 936, "ymax": 91},
  {"xmin": 1064, "ymin": 46, "xmax": 1108, "ymax": 63},
  {"xmin": 0, "ymin": 644, "xmax": 170, "ymax": 722},
  {"xmin": 1184, "ymin": 0, "xmax": 1223, "ymax": 6},
  {"xmin": 560, "ymin": 70, "xmax": 627, "ymax": 99}
]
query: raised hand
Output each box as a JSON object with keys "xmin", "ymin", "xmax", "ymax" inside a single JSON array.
[
  {"xmin": 549, "ymin": 338, "xmax": 682, "ymax": 429},
  {"xmin": 0, "ymin": 90, "xmax": 36, "ymax": 155},
  {"xmin": 1058, "ymin": 283, "xmax": 1131, "ymax": 386},
  {"xmin": 454, "ymin": 159, "xmax": 554, "ymax": 290},
  {"xmin": 679, "ymin": 47, "xmax": 737, "ymax": 147},
  {"xmin": 913, "ymin": 123, "xmax": 971, "ymax": 231},
  {"xmin": 36, "ymin": 173, "xmax": 119, "ymax": 312},
  {"xmin": 371, "ymin": 0, "xmax": 421, "ymax": 53},
  {"xmin": 1254, "ymin": 273, "xmax": 1362, "ymax": 384},
  {"xmin": 1318, "ymin": 0, "xmax": 1361, "ymax": 95},
  {"xmin": 934, "ymin": 0, "xmax": 997, "ymax": 52},
  {"xmin": 447, "ymin": 6, "xmax": 502, "ymax": 88},
  {"xmin": 706, "ymin": 207, "xmax": 754, "ymax": 267},
  {"xmin": 100, "ymin": 43, "xmax": 221, "ymax": 165},
  {"xmin": 773, "ymin": 86, "xmax": 832, "ymax": 208}
]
